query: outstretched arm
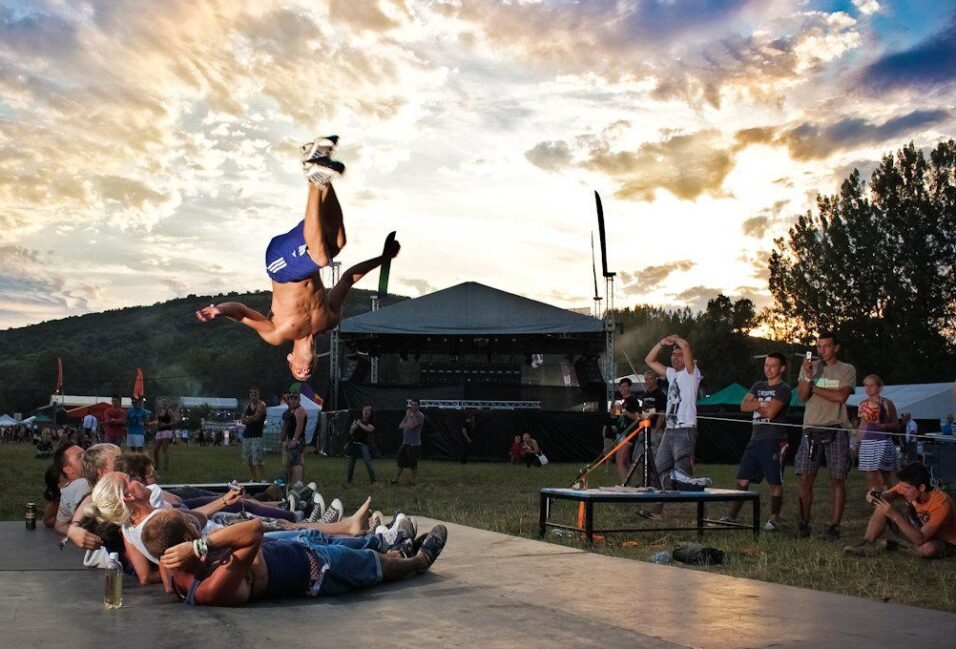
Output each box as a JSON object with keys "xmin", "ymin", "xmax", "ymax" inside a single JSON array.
[{"xmin": 196, "ymin": 302, "xmax": 280, "ymax": 343}]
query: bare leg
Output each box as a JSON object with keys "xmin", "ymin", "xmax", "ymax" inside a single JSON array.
[
  {"xmin": 831, "ymin": 478, "xmax": 846, "ymax": 526},
  {"xmin": 615, "ymin": 443, "xmax": 633, "ymax": 483},
  {"xmin": 726, "ymin": 480, "xmax": 750, "ymax": 520},
  {"xmin": 302, "ymin": 184, "xmax": 346, "ymax": 268},
  {"xmin": 326, "ymin": 237, "xmax": 401, "ymax": 316},
  {"xmin": 768, "ymin": 484, "xmax": 783, "ymax": 522},
  {"xmin": 798, "ymin": 473, "xmax": 815, "ymax": 523},
  {"xmin": 863, "ymin": 508, "xmax": 889, "ymax": 542},
  {"xmin": 380, "ymin": 552, "xmax": 428, "ymax": 580}
]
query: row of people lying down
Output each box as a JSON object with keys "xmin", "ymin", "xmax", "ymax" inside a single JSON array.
[{"xmin": 49, "ymin": 441, "xmax": 448, "ymax": 606}]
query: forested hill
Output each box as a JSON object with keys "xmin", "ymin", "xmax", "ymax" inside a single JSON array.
[{"xmin": 0, "ymin": 288, "xmax": 405, "ymax": 415}]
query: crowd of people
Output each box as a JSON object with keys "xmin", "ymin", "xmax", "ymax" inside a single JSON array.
[
  {"xmin": 600, "ymin": 332, "xmax": 956, "ymax": 560},
  {"xmin": 37, "ymin": 436, "xmax": 448, "ymax": 606}
]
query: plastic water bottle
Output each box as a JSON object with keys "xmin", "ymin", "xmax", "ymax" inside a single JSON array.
[
  {"xmin": 104, "ymin": 552, "xmax": 123, "ymax": 609},
  {"xmin": 650, "ymin": 550, "xmax": 672, "ymax": 564}
]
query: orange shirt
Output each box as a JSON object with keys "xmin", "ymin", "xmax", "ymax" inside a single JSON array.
[{"xmin": 888, "ymin": 484, "xmax": 956, "ymax": 545}]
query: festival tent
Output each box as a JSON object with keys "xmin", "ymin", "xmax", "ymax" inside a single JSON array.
[
  {"xmin": 847, "ymin": 383, "xmax": 955, "ymax": 424},
  {"xmin": 265, "ymin": 394, "xmax": 322, "ymax": 447},
  {"xmin": 0, "ymin": 414, "xmax": 18, "ymax": 427},
  {"xmin": 697, "ymin": 383, "xmax": 749, "ymax": 406}
]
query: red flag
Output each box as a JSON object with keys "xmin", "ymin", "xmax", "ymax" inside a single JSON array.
[
  {"xmin": 55, "ymin": 357, "xmax": 63, "ymax": 395},
  {"xmin": 133, "ymin": 368, "xmax": 145, "ymax": 399}
]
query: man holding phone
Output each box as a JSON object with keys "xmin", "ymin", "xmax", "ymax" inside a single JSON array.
[
  {"xmin": 795, "ymin": 331, "xmax": 856, "ymax": 539},
  {"xmin": 845, "ymin": 462, "xmax": 956, "ymax": 558}
]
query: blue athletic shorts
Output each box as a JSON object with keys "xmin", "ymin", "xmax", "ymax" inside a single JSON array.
[
  {"xmin": 265, "ymin": 529, "xmax": 383, "ymax": 595},
  {"xmin": 265, "ymin": 221, "xmax": 322, "ymax": 283},
  {"xmin": 736, "ymin": 438, "xmax": 786, "ymax": 485}
]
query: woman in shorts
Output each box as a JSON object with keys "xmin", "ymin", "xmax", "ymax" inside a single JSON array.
[
  {"xmin": 855, "ymin": 374, "xmax": 900, "ymax": 493},
  {"xmin": 153, "ymin": 397, "xmax": 177, "ymax": 472}
]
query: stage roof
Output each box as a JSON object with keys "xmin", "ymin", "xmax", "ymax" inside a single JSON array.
[{"xmin": 340, "ymin": 282, "xmax": 606, "ymax": 356}]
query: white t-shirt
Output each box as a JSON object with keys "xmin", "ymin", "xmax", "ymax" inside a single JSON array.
[
  {"xmin": 905, "ymin": 419, "xmax": 918, "ymax": 442},
  {"xmin": 56, "ymin": 478, "xmax": 92, "ymax": 524},
  {"xmin": 82, "ymin": 414, "xmax": 97, "ymax": 431},
  {"xmin": 665, "ymin": 365, "xmax": 702, "ymax": 428}
]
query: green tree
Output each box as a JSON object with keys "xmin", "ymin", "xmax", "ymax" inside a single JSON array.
[{"xmin": 767, "ymin": 141, "xmax": 956, "ymax": 381}]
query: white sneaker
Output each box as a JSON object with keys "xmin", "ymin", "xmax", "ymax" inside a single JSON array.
[
  {"xmin": 319, "ymin": 498, "xmax": 344, "ymax": 523},
  {"xmin": 301, "ymin": 135, "xmax": 338, "ymax": 163},
  {"xmin": 303, "ymin": 157, "xmax": 346, "ymax": 187},
  {"xmin": 764, "ymin": 519, "xmax": 778, "ymax": 532}
]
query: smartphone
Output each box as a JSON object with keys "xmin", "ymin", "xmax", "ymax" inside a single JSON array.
[
  {"xmin": 805, "ymin": 351, "xmax": 813, "ymax": 362},
  {"xmin": 869, "ymin": 489, "xmax": 882, "ymax": 502}
]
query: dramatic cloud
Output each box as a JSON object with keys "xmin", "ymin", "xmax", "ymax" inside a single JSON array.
[
  {"xmin": 587, "ymin": 130, "xmax": 734, "ymax": 201},
  {"xmin": 735, "ymin": 109, "xmax": 951, "ymax": 160},
  {"xmin": 670, "ymin": 286, "xmax": 725, "ymax": 312},
  {"xmin": 525, "ymin": 141, "xmax": 572, "ymax": 173},
  {"xmin": 862, "ymin": 20, "xmax": 956, "ymax": 91},
  {"xmin": 621, "ymin": 261, "xmax": 696, "ymax": 295}
]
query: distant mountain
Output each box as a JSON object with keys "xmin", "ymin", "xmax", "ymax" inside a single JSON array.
[{"xmin": 0, "ymin": 288, "xmax": 405, "ymax": 415}]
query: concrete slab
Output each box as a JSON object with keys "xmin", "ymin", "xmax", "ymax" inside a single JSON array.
[{"xmin": 2, "ymin": 521, "xmax": 954, "ymax": 648}]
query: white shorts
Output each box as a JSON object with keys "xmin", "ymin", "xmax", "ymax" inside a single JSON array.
[
  {"xmin": 155, "ymin": 430, "xmax": 175, "ymax": 441},
  {"xmin": 127, "ymin": 433, "xmax": 145, "ymax": 448}
]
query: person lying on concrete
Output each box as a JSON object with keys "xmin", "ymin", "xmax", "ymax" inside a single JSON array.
[
  {"xmin": 87, "ymin": 472, "xmax": 374, "ymax": 584},
  {"xmin": 146, "ymin": 511, "xmax": 447, "ymax": 606},
  {"xmin": 844, "ymin": 463, "xmax": 956, "ymax": 559}
]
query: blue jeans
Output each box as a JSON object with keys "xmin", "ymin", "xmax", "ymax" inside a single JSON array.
[
  {"xmin": 346, "ymin": 442, "xmax": 376, "ymax": 483},
  {"xmin": 265, "ymin": 529, "xmax": 384, "ymax": 595}
]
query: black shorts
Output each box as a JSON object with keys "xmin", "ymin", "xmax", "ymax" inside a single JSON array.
[
  {"xmin": 736, "ymin": 438, "xmax": 787, "ymax": 485},
  {"xmin": 397, "ymin": 444, "xmax": 420, "ymax": 470}
]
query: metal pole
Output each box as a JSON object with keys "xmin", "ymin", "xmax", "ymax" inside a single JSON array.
[
  {"xmin": 328, "ymin": 262, "xmax": 341, "ymax": 410},
  {"xmin": 370, "ymin": 294, "xmax": 379, "ymax": 384},
  {"xmin": 604, "ymin": 276, "xmax": 616, "ymax": 407}
]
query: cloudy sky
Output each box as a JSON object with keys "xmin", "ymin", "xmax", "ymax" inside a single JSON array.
[{"xmin": 1, "ymin": 0, "xmax": 954, "ymax": 330}]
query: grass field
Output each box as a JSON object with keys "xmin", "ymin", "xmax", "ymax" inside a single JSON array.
[{"xmin": 2, "ymin": 442, "xmax": 953, "ymax": 613}]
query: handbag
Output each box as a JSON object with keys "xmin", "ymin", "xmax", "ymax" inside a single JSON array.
[{"xmin": 536, "ymin": 452, "xmax": 549, "ymax": 466}]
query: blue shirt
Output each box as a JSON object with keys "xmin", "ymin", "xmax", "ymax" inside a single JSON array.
[
  {"xmin": 401, "ymin": 411, "xmax": 424, "ymax": 446},
  {"xmin": 127, "ymin": 407, "xmax": 150, "ymax": 435}
]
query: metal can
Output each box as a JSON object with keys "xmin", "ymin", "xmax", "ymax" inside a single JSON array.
[{"xmin": 25, "ymin": 502, "xmax": 37, "ymax": 530}]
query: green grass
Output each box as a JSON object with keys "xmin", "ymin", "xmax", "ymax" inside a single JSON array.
[{"xmin": 3, "ymin": 443, "xmax": 953, "ymax": 613}]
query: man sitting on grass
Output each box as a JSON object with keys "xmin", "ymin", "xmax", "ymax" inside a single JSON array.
[{"xmin": 844, "ymin": 463, "xmax": 956, "ymax": 558}]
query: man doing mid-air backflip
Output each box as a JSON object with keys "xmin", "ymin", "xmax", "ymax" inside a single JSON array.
[{"xmin": 196, "ymin": 136, "xmax": 399, "ymax": 380}]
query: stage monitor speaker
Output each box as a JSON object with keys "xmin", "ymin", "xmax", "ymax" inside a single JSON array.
[{"xmin": 574, "ymin": 356, "xmax": 604, "ymax": 387}]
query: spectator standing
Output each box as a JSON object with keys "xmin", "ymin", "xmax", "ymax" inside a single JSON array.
[
  {"xmin": 346, "ymin": 406, "xmax": 376, "ymax": 485},
  {"xmin": 240, "ymin": 388, "xmax": 267, "ymax": 482},
  {"xmin": 942, "ymin": 414, "xmax": 954, "ymax": 436},
  {"xmin": 153, "ymin": 397, "xmax": 176, "ymax": 472},
  {"xmin": 795, "ymin": 332, "xmax": 856, "ymax": 539},
  {"xmin": 642, "ymin": 334, "xmax": 702, "ymax": 520},
  {"xmin": 902, "ymin": 414, "xmax": 918, "ymax": 463},
  {"xmin": 610, "ymin": 378, "xmax": 642, "ymax": 483},
  {"xmin": 392, "ymin": 399, "xmax": 424, "ymax": 485},
  {"xmin": 855, "ymin": 375, "xmax": 900, "ymax": 494},
  {"xmin": 126, "ymin": 397, "xmax": 150, "ymax": 453},
  {"xmin": 460, "ymin": 413, "xmax": 476, "ymax": 464},
  {"xmin": 635, "ymin": 370, "xmax": 667, "ymax": 464},
  {"xmin": 103, "ymin": 396, "xmax": 126, "ymax": 446},
  {"xmin": 81, "ymin": 412, "xmax": 98, "ymax": 446},
  {"xmin": 281, "ymin": 392, "xmax": 307, "ymax": 488},
  {"xmin": 721, "ymin": 353, "xmax": 791, "ymax": 531}
]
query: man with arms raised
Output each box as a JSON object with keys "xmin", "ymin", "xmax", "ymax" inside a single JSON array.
[
  {"xmin": 642, "ymin": 335, "xmax": 702, "ymax": 519},
  {"xmin": 795, "ymin": 331, "xmax": 856, "ymax": 539},
  {"xmin": 721, "ymin": 353, "xmax": 791, "ymax": 531}
]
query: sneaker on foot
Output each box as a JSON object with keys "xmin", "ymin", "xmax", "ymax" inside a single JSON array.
[
  {"xmin": 417, "ymin": 524, "xmax": 448, "ymax": 573},
  {"xmin": 764, "ymin": 519, "xmax": 778, "ymax": 532},
  {"xmin": 319, "ymin": 498, "xmax": 344, "ymax": 524},
  {"xmin": 369, "ymin": 510, "xmax": 384, "ymax": 532},
  {"xmin": 843, "ymin": 540, "xmax": 879, "ymax": 557},
  {"xmin": 798, "ymin": 521, "xmax": 812, "ymax": 538},
  {"xmin": 305, "ymin": 492, "xmax": 326, "ymax": 523},
  {"xmin": 300, "ymin": 135, "xmax": 338, "ymax": 163},
  {"xmin": 825, "ymin": 523, "xmax": 841, "ymax": 539},
  {"xmin": 286, "ymin": 491, "xmax": 300, "ymax": 513},
  {"xmin": 303, "ymin": 157, "xmax": 345, "ymax": 187}
]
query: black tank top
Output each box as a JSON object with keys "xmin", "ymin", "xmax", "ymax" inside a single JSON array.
[
  {"xmin": 158, "ymin": 411, "xmax": 174, "ymax": 430},
  {"xmin": 282, "ymin": 406, "xmax": 301, "ymax": 441},
  {"xmin": 243, "ymin": 402, "xmax": 263, "ymax": 438}
]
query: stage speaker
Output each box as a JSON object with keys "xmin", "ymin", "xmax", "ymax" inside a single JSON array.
[
  {"xmin": 573, "ymin": 356, "xmax": 604, "ymax": 387},
  {"xmin": 342, "ymin": 357, "xmax": 370, "ymax": 382}
]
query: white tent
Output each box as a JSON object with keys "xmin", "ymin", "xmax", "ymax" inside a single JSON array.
[
  {"xmin": 265, "ymin": 395, "xmax": 322, "ymax": 448},
  {"xmin": 0, "ymin": 414, "xmax": 18, "ymax": 427},
  {"xmin": 848, "ymin": 382, "xmax": 956, "ymax": 428}
]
